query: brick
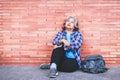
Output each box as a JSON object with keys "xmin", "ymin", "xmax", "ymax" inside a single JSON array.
[{"xmin": 0, "ymin": 1, "xmax": 120, "ymax": 66}]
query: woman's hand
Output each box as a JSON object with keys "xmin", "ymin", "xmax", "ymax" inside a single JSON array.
[
  {"xmin": 53, "ymin": 45, "xmax": 62, "ymax": 49},
  {"xmin": 59, "ymin": 39, "xmax": 70, "ymax": 46}
]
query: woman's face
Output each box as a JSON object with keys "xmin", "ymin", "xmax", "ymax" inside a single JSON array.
[{"xmin": 65, "ymin": 18, "xmax": 74, "ymax": 30}]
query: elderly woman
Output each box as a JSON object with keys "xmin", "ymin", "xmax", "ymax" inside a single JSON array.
[{"xmin": 40, "ymin": 16, "xmax": 83, "ymax": 78}]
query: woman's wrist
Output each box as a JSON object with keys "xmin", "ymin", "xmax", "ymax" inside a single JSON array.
[{"xmin": 53, "ymin": 45, "xmax": 62, "ymax": 49}]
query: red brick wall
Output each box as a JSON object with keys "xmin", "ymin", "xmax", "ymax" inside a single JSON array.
[{"xmin": 0, "ymin": 0, "xmax": 120, "ymax": 66}]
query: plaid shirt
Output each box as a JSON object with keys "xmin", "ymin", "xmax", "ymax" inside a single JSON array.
[{"xmin": 52, "ymin": 30, "xmax": 83, "ymax": 68}]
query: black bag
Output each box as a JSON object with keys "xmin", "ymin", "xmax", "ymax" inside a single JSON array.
[{"xmin": 81, "ymin": 54, "xmax": 108, "ymax": 73}]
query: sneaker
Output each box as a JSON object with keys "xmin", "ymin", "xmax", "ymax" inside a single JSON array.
[
  {"xmin": 40, "ymin": 63, "xmax": 50, "ymax": 69},
  {"xmin": 48, "ymin": 68, "xmax": 58, "ymax": 78}
]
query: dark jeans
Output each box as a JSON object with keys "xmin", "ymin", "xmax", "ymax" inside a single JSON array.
[{"xmin": 50, "ymin": 47, "xmax": 79, "ymax": 72}]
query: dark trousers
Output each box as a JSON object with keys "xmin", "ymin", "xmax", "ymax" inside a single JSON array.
[{"xmin": 50, "ymin": 47, "xmax": 79, "ymax": 72}]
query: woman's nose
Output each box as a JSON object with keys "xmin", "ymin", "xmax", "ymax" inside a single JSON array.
[{"xmin": 68, "ymin": 21, "xmax": 71, "ymax": 24}]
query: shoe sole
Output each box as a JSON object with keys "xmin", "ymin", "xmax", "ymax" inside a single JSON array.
[{"xmin": 48, "ymin": 72, "xmax": 58, "ymax": 78}]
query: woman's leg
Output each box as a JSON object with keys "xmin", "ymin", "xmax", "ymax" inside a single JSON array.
[
  {"xmin": 48, "ymin": 47, "xmax": 66, "ymax": 78},
  {"xmin": 50, "ymin": 47, "xmax": 65, "ymax": 70},
  {"xmin": 59, "ymin": 58, "xmax": 79, "ymax": 72}
]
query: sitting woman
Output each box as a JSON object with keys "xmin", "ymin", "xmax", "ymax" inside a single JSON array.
[{"xmin": 40, "ymin": 16, "xmax": 83, "ymax": 78}]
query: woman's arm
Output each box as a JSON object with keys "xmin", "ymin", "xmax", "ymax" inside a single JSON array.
[{"xmin": 52, "ymin": 31, "xmax": 61, "ymax": 46}]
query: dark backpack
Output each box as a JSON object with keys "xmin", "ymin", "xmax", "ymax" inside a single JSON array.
[{"xmin": 81, "ymin": 54, "xmax": 108, "ymax": 73}]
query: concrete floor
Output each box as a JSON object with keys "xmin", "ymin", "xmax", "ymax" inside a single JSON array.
[{"xmin": 0, "ymin": 66, "xmax": 120, "ymax": 80}]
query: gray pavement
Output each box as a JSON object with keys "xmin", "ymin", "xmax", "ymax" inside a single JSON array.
[{"xmin": 0, "ymin": 66, "xmax": 119, "ymax": 80}]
